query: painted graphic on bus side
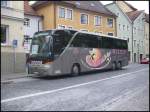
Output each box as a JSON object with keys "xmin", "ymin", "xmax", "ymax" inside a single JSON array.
[{"xmin": 81, "ymin": 48, "xmax": 111, "ymax": 69}]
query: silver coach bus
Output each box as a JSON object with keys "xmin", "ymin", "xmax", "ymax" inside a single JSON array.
[{"xmin": 28, "ymin": 29, "xmax": 129, "ymax": 76}]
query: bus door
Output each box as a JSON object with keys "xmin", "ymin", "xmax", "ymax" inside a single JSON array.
[{"xmin": 53, "ymin": 30, "xmax": 73, "ymax": 74}]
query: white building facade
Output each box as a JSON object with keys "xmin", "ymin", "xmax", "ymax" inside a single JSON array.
[
  {"xmin": 105, "ymin": 1, "xmax": 147, "ymax": 63},
  {"xmin": 105, "ymin": 3, "xmax": 133, "ymax": 63},
  {"xmin": 1, "ymin": 1, "xmax": 26, "ymax": 74},
  {"xmin": 24, "ymin": 1, "xmax": 43, "ymax": 53}
]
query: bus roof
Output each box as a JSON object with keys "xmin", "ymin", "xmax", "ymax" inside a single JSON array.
[
  {"xmin": 78, "ymin": 30, "xmax": 127, "ymax": 41},
  {"xmin": 34, "ymin": 29, "xmax": 127, "ymax": 41}
]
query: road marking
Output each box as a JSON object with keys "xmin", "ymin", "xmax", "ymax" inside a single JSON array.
[{"xmin": 1, "ymin": 68, "xmax": 148, "ymax": 103}]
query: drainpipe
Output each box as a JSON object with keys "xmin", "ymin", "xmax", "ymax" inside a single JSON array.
[
  {"xmin": 38, "ymin": 19, "xmax": 40, "ymax": 32},
  {"xmin": 115, "ymin": 16, "xmax": 117, "ymax": 36},
  {"xmin": 142, "ymin": 17, "xmax": 146, "ymax": 58},
  {"xmin": 131, "ymin": 21, "xmax": 134, "ymax": 63},
  {"xmin": 54, "ymin": 1, "xmax": 56, "ymax": 29}
]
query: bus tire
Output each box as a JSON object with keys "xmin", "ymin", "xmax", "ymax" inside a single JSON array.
[
  {"xmin": 112, "ymin": 62, "xmax": 116, "ymax": 70},
  {"xmin": 117, "ymin": 61, "xmax": 122, "ymax": 70},
  {"xmin": 71, "ymin": 64, "xmax": 80, "ymax": 76}
]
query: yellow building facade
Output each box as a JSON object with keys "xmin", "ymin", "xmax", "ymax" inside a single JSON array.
[{"xmin": 32, "ymin": 1, "xmax": 117, "ymax": 36}]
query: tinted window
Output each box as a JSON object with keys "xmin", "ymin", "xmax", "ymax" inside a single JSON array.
[
  {"xmin": 85, "ymin": 34, "xmax": 98, "ymax": 48},
  {"xmin": 53, "ymin": 30, "xmax": 70, "ymax": 54},
  {"xmin": 98, "ymin": 36, "xmax": 102, "ymax": 48},
  {"xmin": 68, "ymin": 30, "xmax": 77, "ymax": 36},
  {"xmin": 115, "ymin": 39, "xmax": 122, "ymax": 49},
  {"xmin": 121, "ymin": 40, "xmax": 128, "ymax": 49},
  {"xmin": 113, "ymin": 39, "xmax": 128, "ymax": 49},
  {"xmin": 102, "ymin": 37, "xmax": 114, "ymax": 49},
  {"xmin": 100, "ymin": 36, "xmax": 128, "ymax": 49},
  {"xmin": 71, "ymin": 33, "xmax": 98, "ymax": 48},
  {"xmin": 71, "ymin": 33, "xmax": 87, "ymax": 47}
]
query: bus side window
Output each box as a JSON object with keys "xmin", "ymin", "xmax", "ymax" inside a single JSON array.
[
  {"xmin": 85, "ymin": 34, "xmax": 98, "ymax": 48},
  {"xmin": 98, "ymin": 36, "xmax": 102, "ymax": 48},
  {"xmin": 102, "ymin": 37, "xmax": 113, "ymax": 49},
  {"xmin": 122, "ymin": 40, "xmax": 128, "ymax": 49},
  {"xmin": 71, "ymin": 33, "xmax": 87, "ymax": 47}
]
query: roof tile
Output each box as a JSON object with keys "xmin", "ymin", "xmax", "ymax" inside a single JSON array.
[
  {"xmin": 32, "ymin": 1, "xmax": 117, "ymax": 17},
  {"xmin": 24, "ymin": 1, "xmax": 39, "ymax": 16},
  {"xmin": 126, "ymin": 10, "xmax": 143, "ymax": 21}
]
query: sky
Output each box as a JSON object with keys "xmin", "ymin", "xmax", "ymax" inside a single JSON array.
[{"xmin": 29, "ymin": 1, "xmax": 149, "ymax": 14}]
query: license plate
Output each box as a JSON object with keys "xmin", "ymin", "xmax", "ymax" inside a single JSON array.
[{"xmin": 31, "ymin": 61, "xmax": 42, "ymax": 66}]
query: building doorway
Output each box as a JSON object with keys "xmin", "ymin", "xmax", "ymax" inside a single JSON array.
[
  {"xmin": 140, "ymin": 54, "xmax": 143, "ymax": 61},
  {"xmin": 128, "ymin": 51, "xmax": 130, "ymax": 61},
  {"xmin": 134, "ymin": 53, "xmax": 136, "ymax": 63}
]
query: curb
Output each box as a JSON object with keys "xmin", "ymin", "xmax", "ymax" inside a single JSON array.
[
  {"xmin": 1, "ymin": 74, "xmax": 32, "ymax": 84},
  {"xmin": 1, "ymin": 80, "xmax": 14, "ymax": 84}
]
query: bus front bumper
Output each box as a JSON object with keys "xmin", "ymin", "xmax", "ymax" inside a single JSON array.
[{"xmin": 29, "ymin": 64, "xmax": 53, "ymax": 76}]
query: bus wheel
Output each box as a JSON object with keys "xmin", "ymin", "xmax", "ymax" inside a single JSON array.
[
  {"xmin": 117, "ymin": 62, "xmax": 122, "ymax": 70},
  {"xmin": 112, "ymin": 62, "xmax": 116, "ymax": 70},
  {"xmin": 71, "ymin": 64, "xmax": 80, "ymax": 76}
]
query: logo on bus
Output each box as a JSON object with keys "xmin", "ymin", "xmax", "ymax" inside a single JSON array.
[{"xmin": 82, "ymin": 48, "xmax": 111, "ymax": 69}]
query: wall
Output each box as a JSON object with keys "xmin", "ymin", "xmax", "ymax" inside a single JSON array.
[
  {"xmin": 1, "ymin": 1, "xmax": 26, "ymax": 74},
  {"xmin": 115, "ymin": 1, "xmax": 134, "ymax": 12},
  {"xmin": 133, "ymin": 12, "xmax": 145, "ymax": 62},
  {"xmin": 144, "ymin": 22, "xmax": 149, "ymax": 57},
  {"xmin": 55, "ymin": 4, "xmax": 116, "ymax": 36},
  {"xmin": 35, "ymin": 3, "xmax": 55, "ymax": 30},
  {"xmin": 35, "ymin": 2, "xmax": 116, "ymax": 36},
  {"xmin": 24, "ymin": 15, "xmax": 43, "ymax": 37},
  {"xmin": 105, "ymin": 3, "xmax": 133, "ymax": 62}
]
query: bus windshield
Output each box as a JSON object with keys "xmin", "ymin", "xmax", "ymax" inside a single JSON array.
[
  {"xmin": 30, "ymin": 30, "xmax": 77, "ymax": 59},
  {"xmin": 30, "ymin": 31, "xmax": 53, "ymax": 58}
]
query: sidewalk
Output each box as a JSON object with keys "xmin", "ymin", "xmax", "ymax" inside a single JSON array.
[{"xmin": 1, "ymin": 72, "xmax": 31, "ymax": 83}]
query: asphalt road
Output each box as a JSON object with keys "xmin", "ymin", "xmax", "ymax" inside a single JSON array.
[{"xmin": 1, "ymin": 64, "xmax": 149, "ymax": 111}]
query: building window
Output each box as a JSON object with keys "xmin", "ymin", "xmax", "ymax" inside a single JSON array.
[
  {"xmin": 58, "ymin": 25, "xmax": 65, "ymax": 29},
  {"xmin": 66, "ymin": 9, "xmax": 72, "ymax": 20},
  {"xmin": 94, "ymin": 16, "xmax": 101, "ymax": 26},
  {"xmin": 107, "ymin": 18, "xmax": 113, "ymax": 28},
  {"xmin": 127, "ymin": 25, "xmax": 129, "ymax": 31},
  {"xmin": 127, "ymin": 38, "xmax": 129, "ymax": 43},
  {"xmin": 123, "ymin": 25, "xmax": 125, "ymax": 30},
  {"xmin": 59, "ymin": 7, "xmax": 65, "ymax": 18},
  {"xmin": 81, "ymin": 29, "xmax": 88, "ymax": 32},
  {"xmin": 67, "ymin": 26, "xmax": 73, "ymax": 29},
  {"xmin": 141, "ymin": 41, "xmax": 143, "ymax": 47},
  {"xmin": 119, "ymin": 24, "xmax": 121, "ymax": 30},
  {"xmin": 134, "ymin": 40, "xmax": 136, "ymax": 46},
  {"xmin": 24, "ymin": 18, "xmax": 30, "ymax": 26},
  {"xmin": 23, "ymin": 35, "xmax": 32, "ymax": 53},
  {"xmin": 81, "ymin": 14, "xmax": 88, "ymax": 24},
  {"xmin": 134, "ymin": 27, "xmax": 136, "ymax": 34},
  {"xmin": 117, "ymin": 12, "xmax": 119, "ymax": 17},
  {"xmin": 1, "ymin": 25, "xmax": 9, "ymax": 44},
  {"xmin": 1, "ymin": 1, "xmax": 7, "ymax": 7},
  {"xmin": 107, "ymin": 32, "xmax": 113, "ymax": 36}
]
